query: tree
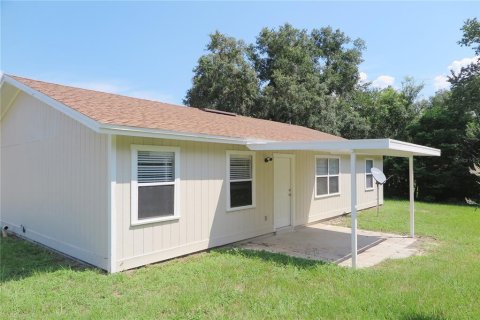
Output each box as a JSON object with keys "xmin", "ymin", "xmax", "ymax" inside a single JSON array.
[
  {"xmin": 339, "ymin": 77, "xmax": 424, "ymax": 141},
  {"xmin": 311, "ymin": 27, "xmax": 366, "ymax": 96},
  {"xmin": 251, "ymin": 24, "xmax": 365, "ymax": 134},
  {"xmin": 251, "ymin": 24, "xmax": 336, "ymax": 132},
  {"xmin": 405, "ymin": 18, "xmax": 480, "ymax": 201},
  {"xmin": 185, "ymin": 24, "xmax": 365, "ymax": 135},
  {"xmin": 184, "ymin": 32, "xmax": 260, "ymax": 116},
  {"xmin": 459, "ymin": 18, "xmax": 480, "ymax": 55},
  {"xmin": 450, "ymin": 17, "xmax": 480, "ymax": 124}
]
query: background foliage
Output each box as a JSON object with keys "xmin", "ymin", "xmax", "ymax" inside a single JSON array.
[{"xmin": 185, "ymin": 20, "xmax": 480, "ymax": 202}]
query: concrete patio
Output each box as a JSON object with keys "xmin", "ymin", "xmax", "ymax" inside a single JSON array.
[{"xmin": 239, "ymin": 223, "xmax": 420, "ymax": 268}]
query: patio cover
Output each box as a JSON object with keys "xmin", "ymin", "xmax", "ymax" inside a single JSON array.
[{"xmin": 247, "ymin": 138, "xmax": 441, "ymax": 269}]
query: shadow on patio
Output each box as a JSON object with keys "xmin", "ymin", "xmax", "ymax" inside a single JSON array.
[{"xmin": 238, "ymin": 223, "xmax": 418, "ymax": 268}]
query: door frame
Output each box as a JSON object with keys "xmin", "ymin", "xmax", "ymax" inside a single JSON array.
[{"xmin": 273, "ymin": 153, "xmax": 296, "ymax": 230}]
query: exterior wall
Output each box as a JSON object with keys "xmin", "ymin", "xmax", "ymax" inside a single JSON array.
[
  {"xmin": 115, "ymin": 138, "xmax": 383, "ymax": 271},
  {"xmin": 114, "ymin": 137, "xmax": 274, "ymax": 271},
  {"xmin": 0, "ymin": 92, "xmax": 109, "ymax": 269},
  {"xmin": 292, "ymin": 152, "xmax": 383, "ymax": 225},
  {"xmin": 0, "ymin": 89, "xmax": 384, "ymax": 272}
]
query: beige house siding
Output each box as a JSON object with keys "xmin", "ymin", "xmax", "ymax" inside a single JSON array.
[
  {"xmin": 115, "ymin": 138, "xmax": 383, "ymax": 271},
  {"xmin": 114, "ymin": 137, "xmax": 274, "ymax": 271},
  {"xmin": 0, "ymin": 92, "xmax": 109, "ymax": 269},
  {"xmin": 0, "ymin": 89, "xmax": 384, "ymax": 272},
  {"xmin": 293, "ymin": 152, "xmax": 383, "ymax": 225}
]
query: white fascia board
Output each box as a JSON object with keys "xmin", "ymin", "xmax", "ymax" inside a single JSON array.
[
  {"xmin": 248, "ymin": 140, "xmax": 347, "ymax": 151},
  {"xmin": 1, "ymin": 75, "xmax": 266, "ymax": 146},
  {"xmin": 99, "ymin": 124, "xmax": 269, "ymax": 145},
  {"xmin": 247, "ymin": 139, "xmax": 383, "ymax": 152},
  {"xmin": 387, "ymin": 139, "xmax": 441, "ymax": 156},
  {"xmin": 2, "ymin": 75, "xmax": 101, "ymax": 132},
  {"xmin": 247, "ymin": 138, "xmax": 441, "ymax": 157}
]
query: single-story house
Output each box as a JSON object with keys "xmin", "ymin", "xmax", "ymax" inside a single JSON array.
[{"xmin": 0, "ymin": 75, "xmax": 440, "ymax": 272}]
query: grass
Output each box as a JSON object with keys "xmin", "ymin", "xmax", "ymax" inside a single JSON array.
[{"xmin": 1, "ymin": 200, "xmax": 479, "ymax": 319}]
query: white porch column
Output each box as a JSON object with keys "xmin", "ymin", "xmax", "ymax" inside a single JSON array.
[
  {"xmin": 350, "ymin": 152, "xmax": 357, "ymax": 269},
  {"xmin": 409, "ymin": 155, "xmax": 415, "ymax": 238}
]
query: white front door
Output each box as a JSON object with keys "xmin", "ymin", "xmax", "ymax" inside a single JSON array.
[{"xmin": 274, "ymin": 154, "xmax": 293, "ymax": 229}]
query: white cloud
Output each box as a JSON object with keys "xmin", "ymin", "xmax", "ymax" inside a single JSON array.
[
  {"xmin": 432, "ymin": 55, "xmax": 479, "ymax": 92},
  {"xmin": 371, "ymin": 75, "xmax": 395, "ymax": 89},
  {"xmin": 358, "ymin": 72, "xmax": 368, "ymax": 84},
  {"xmin": 433, "ymin": 75, "xmax": 449, "ymax": 91},
  {"xmin": 448, "ymin": 56, "xmax": 479, "ymax": 75}
]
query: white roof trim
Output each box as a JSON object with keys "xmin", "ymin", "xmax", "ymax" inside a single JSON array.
[
  {"xmin": 2, "ymin": 75, "xmax": 101, "ymax": 132},
  {"xmin": 99, "ymin": 124, "xmax": 269, "ymax": 145},
  {"xmin": 0, "ymin": 75, "xmax": 269, "ymax": 145},
  {"xmin": 0, "ymin": 75, "xmax": 441, "ymax": 155},
  {"xmin": 247, "ymin": 139, "xmax": 441, "ymax": 157}
]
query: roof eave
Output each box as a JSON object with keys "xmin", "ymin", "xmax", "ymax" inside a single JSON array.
[
  {"xmin": 98, "ymin": 124, "xmax": 271, "ymax": 145},
  {"xmin": 1, "ymin": 75, "xmax": 271, "ymax": 146},
  {"xmin": 247, "ymin": 138, "xmax": 441, "ymax": 157},
  {"xmin": 2, "ymin": 75, "xmax": 101, "ymax": 131}
]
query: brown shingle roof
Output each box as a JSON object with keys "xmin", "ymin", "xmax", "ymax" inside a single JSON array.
[{"xmin": 10, "ymin": 75, "xmax": 344, "ymax": 142}]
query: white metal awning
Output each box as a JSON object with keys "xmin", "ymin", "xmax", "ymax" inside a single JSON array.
[
  {"xmin": 247, "ymin": 138, "xmax": 441, "ymax": 157},
  {"xmin": 248, "ymin": 138, "xmax": 440, "ymax": 269}
]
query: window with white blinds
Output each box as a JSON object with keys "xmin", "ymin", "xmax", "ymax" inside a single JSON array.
[
  {"xmin": 315, "ymin": 156, "xmax": 340, "ymax": 197},
  {"xmin": 230, "ymin": 155, "xmax": 252, "ymax": 181},
  {"xmin": 131, "ymin": 145, "xmax": 180, "ymax": 225},
  {"xmin": 137, "ymin": 151, "xmax": 175, "ymax": 184},
  {"xmin": 227, "ymin": 151, "xmax": 255, "ymax": 210}
]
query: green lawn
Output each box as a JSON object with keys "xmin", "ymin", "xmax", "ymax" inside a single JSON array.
[{"xmin": 1, "ymin": 200, "xmax": 479, "ymax": 319}]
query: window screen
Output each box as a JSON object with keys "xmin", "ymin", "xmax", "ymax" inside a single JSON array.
[
  {"xmin": 229, "ymin": 154, "xmax": 253, "ymax": 208},
  {"xmin": 138, "ymin": 185, "xmax": 174, "ymax": 219},
  {"xmin": 137, "ymin": 150, "xmax": 176, "ymax": 219}
]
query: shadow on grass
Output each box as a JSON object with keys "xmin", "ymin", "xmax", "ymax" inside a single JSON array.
[
  {"xmin": 214, "ymin": 247, "xmax": 328, "ymax": 269},
  {"xmin": 401, "ymin": 313, "xmax": 446, "ymax": 320},
  {"xmin": 0, "ymin": 235, "xmax": 94, "ymax": 283}
]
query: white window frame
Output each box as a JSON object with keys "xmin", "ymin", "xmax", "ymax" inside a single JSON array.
[
  {"xmin": 131, "ymin": 145, "xmax": 180, "ymax": 226},
  {"xmin": 314, "ymin": 155, "xmax": 341, "ymax": 199},
  {"xmin": 365, "ymin": 158, "xmax": 375, "ymax": 191},
  {"xmin": 226, "ymin": 150, "xmax": 256, "ymax": 212}
]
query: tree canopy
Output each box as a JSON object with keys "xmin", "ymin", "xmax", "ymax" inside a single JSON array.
[
  {"xmin": 185, "ymin": 20, "xmax": 480, "ymax": 202},
  {"xmin": 184, "ymin": 31, "xmax": 259, "ymax": 116},
  {"xmin": 185, "ymin": 24, "xmax": 365, "ymax": 135}
]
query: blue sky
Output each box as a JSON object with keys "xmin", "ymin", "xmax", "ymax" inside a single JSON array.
[{"xmin": 1, "ymin": 1, "xmax": 479, "ymax": 104}]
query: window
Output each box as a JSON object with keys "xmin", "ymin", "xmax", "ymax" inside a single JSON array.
[
  {"xmin": 315, "ymin": 156, "xmax": 340, "ymax": 197},
  {"xmin": 365, "ymin": 159, "xmax": 374, "ymax": 190},
  {"xmin": 131, "ymin": 145, "xmax": 180, "ymax": 225},
  {"xmin": 227, "ymin": 151, "xmax": 255, "ymax": 210}
]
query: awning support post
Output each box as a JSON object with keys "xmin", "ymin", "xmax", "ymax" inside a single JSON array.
[
  {"xmin": 350, "ymin": 152, "xmax": 357, "ymax": 269},
  {"xmin": 409, "ymin": 155, "xmax": 415, "ymax": 238}
]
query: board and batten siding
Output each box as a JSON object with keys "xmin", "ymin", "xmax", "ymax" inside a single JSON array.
[
  {"xmin": 0, "ymin": 89, "xmax": 383, "ymax": 272},
  {"xmin": 0, "ymin": 92, "xmax": 109, "ymax": 269},
  {"xmin": 292, "ymin": 152, "xmax": 383, "ymax": 225},
  {"xmin": 115, "ymin": 139, "xmax": 383, "ymax": 271},
  {"xmin": 114, "ymin": 136, "xmax": 274, "ymax": 271}
]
